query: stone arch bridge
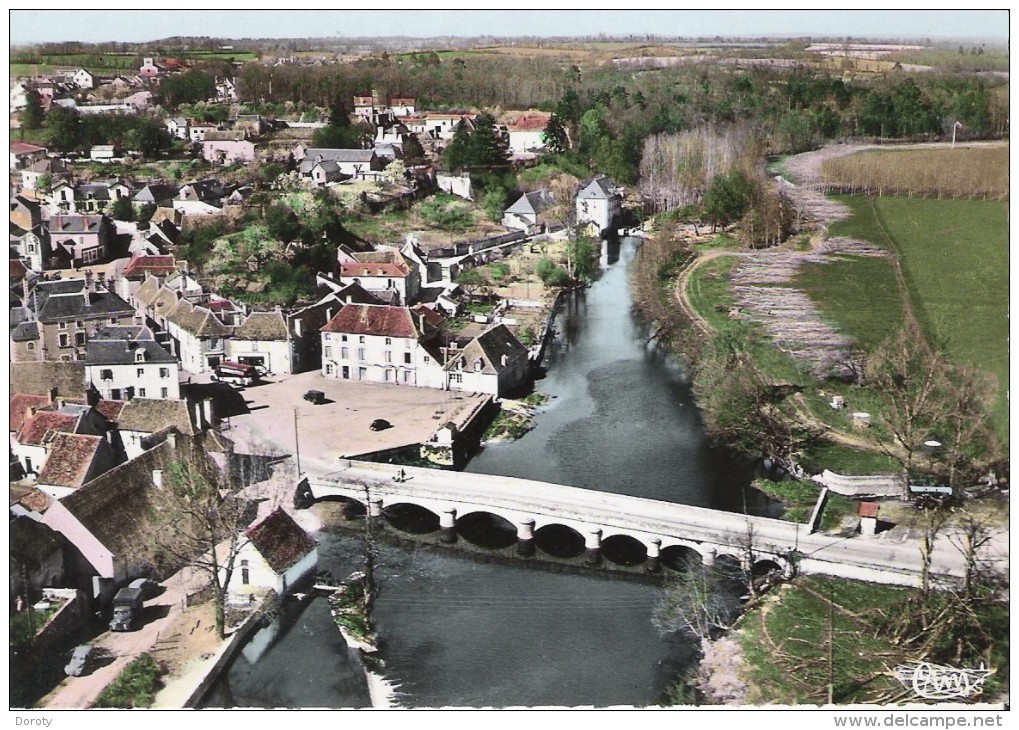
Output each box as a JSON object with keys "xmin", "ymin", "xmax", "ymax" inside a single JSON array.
[{"xmin": 305, "ymin": 461, "xmax": 962, "ymax": 587}]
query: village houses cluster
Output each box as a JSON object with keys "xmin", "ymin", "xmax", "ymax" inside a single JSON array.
[{"xmin": 9, "ymin": 55, "xmax": 625, "ymax": 618}]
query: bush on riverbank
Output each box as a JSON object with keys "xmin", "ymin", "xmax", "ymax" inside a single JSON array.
[{"xmin": 752, "ymin": 478, "xmax": 855, "ymax": 531}]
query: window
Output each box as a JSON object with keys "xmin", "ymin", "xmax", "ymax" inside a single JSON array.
[
  {"xmin": 160, "ymin": 388, "xmax": 168, "ymax": 398},
  {"xmin": 137, "ymin": 368, "xmax": 145, "ymax": 377},
  {"xmin": 341, "ymin": 347, "xmax": 349, "ymax": 359},
  {"xmin": 75, "ymin": 332, "xmax": 86, "ymax": 346},
  {"xmin": 160, "ymin": 367, "xmax": 170, "ymax": 378},
  {"xmin": 135, "ymin": 351, "xmax": 145, "ymax": 363},
  {"xmin": 76, "ymin": 321, "xmax": 83, "ymax": 328},
  {"xmin": 384, "ymin": 351, "xmax": 392, "ymax": 363},
  {"xmin": 100, "ymin": 369, "xmax": 113, "ymax": 380},
  {"xmin": 59, "ymin": 334, "xmax": 70, "ymax": 348},
  {"xmin": 359, "ymin": 336, "xmax": 365, "ymax": 344},
  {"xmin": 26, "ymin": 342, "xmax": 35, "ymax": 350},
  {"xmin": 252, "ymin": 342, "xmax": 259, "ymax": 351},
  {"xmin": 385, "ymin": 337, "xmax": 392, "ymax": 345},
  {"xmin": 324, "ymin": 346, "xmax": 332, "ymax": 358},
  {"xmin": 61, "ymin": 355, "xmax": 71, "ymax": 362},
  {"xmin": 59, "ymin": 322, "xmax": 67, "ymax": 330},
  {"xmin": 138, "ymin": 388, "xmax": 146, "ymax": 397},
  {"xmin": 404, "ymin": 352, "xmax": 412, "ymax": 365},
  {"xmin": 341, "ymin": 335, "xmax": 348, "ymax": 342},
  {"xmin": 384, "ymin": 370, "xmax": 391, "ymax": 382},
  {"xmin": 451, "ymin": 373, "xmax": 462, "ymax": 384},
  {"xmin": 402, "ymin": 371, "xmax": 410, "ymax": 383},
  {"xmin": 423, "ymin": 355, "xmax": 430, "ymax": 364},
  {"xmin": 325, "ymin": 363, "xmax": 334, "ymax": 375},
  {"xmin": 109, "ymin": 318, "xmax": 117, "ymax": 325},
  {"xmin": 357, "ymin": 348, "xmax": 365, "ymax": 360}
]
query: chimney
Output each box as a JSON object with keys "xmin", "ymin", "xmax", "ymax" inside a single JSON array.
[
  {"xmin": 49, "ymin": 387, "xmax": 58, "ymax": 403},
  {"xmin": 417, "ymin": 312, "xmax": 425, "ymax": 332},
  {"xmin": 166, "ymin": 431, "xmax": 177, "ymax": 450},
  {"xmin": 84, "ymin": 269, "xmax": 94, "ymax": 292},
  {"xmin": 96, "ymin": 271, "xmax": 106, "ymax": 289},
  {"xmin": 152, "ymin": 469, "xmax": 163, "ymax": 488}
]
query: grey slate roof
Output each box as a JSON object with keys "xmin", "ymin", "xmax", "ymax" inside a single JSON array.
[
  {"xmin": 11, "ymin": 321, "xmax": 39, "ymax": 342},
  {"xmin": 577, "ymin": 175, "xmax": 620, "ymax": 200},
  {"xmin": 84, "ymin": 325, "xmax": 176, "ymax": 365},
  {"xmin": 48, "ymin": 214, "xmax": 106, "ymax": 235},
  {"xmin": 36, "ymin": 288, "xmax": 134, "ymax": 323},
  {"xmin": 506, "ymin": 190, "xmax": 554, "ymax": 216},
  {"xmin": 133, "ymin": 183, "xmax": 180, "ymax": 204}
]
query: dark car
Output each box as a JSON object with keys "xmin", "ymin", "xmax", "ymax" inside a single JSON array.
[
  {"xmin": 303, "ymin": 390, "xmax": 325, "ymax": 405},
  {"xmin": 370, "ymin": 419, "xmax": 392, "ymax": 431}
]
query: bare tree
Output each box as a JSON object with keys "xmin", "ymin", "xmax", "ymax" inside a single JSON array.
[
  {"xmin": 653, "ymin": 554, "xmax": 742, "ymax": 641},
  {"xmin": 149, "ymin": 461, "xmax": 255, "ymax": 638}
]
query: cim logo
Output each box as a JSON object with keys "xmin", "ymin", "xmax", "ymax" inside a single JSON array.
[{"xmin": 893, "ymin": 662, "xmax": 994, "ymax": 700}]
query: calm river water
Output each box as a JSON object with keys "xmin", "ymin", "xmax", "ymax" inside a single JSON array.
[{"xmin": 202, "ymin": 237, "xmax": 771, "ymax": 708}]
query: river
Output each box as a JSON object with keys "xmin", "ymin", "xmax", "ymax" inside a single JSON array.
[{"xmin": 202, "ymin": 236, "xmax": 771, "ymax": 708}]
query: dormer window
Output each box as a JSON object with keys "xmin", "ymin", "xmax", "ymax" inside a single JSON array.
[
  {"xmin": 474, "ymin": 358, "xmax": 484, "ymax": 372},
  {"xmin": 135, "ymin": 350, "xmax": 146, "ymax": 363}
]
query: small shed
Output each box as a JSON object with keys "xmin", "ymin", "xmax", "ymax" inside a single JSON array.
[
  {"xmin": 857, "ymin": 501, "xmax": 880, "ymax": 537},
  {"xmin": 227, "ymin": 509, "xmax": 318, "ymax": 603}
]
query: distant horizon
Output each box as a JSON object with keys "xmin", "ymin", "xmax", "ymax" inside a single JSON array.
[{"xmin": 8, "ymin": 9, "xmax": 1010, "ymax": 46}]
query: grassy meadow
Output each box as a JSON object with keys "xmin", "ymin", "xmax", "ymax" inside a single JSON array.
[{"xmin": 803, "ymin": 194, "xmax": 1009, "ymax": 443}]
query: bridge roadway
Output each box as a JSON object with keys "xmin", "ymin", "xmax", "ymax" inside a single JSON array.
[{"xmin": 306, "ymin": 460, "xmax": 994, "ymax": 587}]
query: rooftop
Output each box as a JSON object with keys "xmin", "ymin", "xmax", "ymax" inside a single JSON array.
[{"xmin": 246, "ymin": 508, "xmax": 317, "ymax": 573}]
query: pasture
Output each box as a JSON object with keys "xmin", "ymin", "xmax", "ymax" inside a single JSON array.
[{"xmin": 804, "ymin": 195, "xmax": 1009, "ymax": 443}]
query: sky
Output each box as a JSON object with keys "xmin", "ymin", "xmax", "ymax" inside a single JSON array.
[{"xmin": 7, "ymin": 8, "xmax": 1011, "ymax": 46}]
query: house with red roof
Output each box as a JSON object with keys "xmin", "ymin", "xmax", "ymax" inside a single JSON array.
[
  {"xmin": 337, "ymin": 245, "xmax": 421, "ymax": 305},
  {"xmin": 10, "ymin": 142, "xmax": 49, "ymax": 172},
  {"xmin": 505, "ymin": 111, "xmax": 551, "ymax": 156},
  {"xmin": 320, "ymin": 303, "xmax": 446, "ymax": 387},
  {"xmin": 36, "ymin": 432, "xmax": 118, "ymax": 499},
  {"xmin": 227, "ymin": 508, "xmax": 318, "ymax": 602}
]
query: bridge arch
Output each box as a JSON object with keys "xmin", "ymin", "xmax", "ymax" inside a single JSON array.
[
  {"xmin": 533, "ymin": 523, "xmax": 587, "ymax": 558},
  {"xmin": 383, "ymin": 502, "xmax": 440, "ymax": 534},
  {"xmin": 600, "ymin": 534, "xmax": 648, "ymax": 566},
  {"xmin": 455, "ymin": 510, "xmax": 518, "ymax": 549}
]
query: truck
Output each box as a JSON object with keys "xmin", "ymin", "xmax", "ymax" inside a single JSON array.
[{"xmin": 109, "ymin": 586, "xmax": 144, "ymax": 632}]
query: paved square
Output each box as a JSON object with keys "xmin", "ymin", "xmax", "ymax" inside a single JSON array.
[{"xmin": 211, "ymin": 371, "xmax": 489, "ymax": 469}]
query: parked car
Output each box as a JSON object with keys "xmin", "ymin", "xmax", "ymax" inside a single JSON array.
[
  {"xmin": 303, "ymin": 390, "xmax": 325, "ymax": 405},
  {"xmin": 370, "ymin": 419, "xmax": 392, "ymax": 431},
  {"xmin": 64, "ymin": 645, "xmax": 95, "ymax": 677}
]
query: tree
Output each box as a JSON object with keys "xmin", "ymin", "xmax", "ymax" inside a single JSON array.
[
  {"xmin": 702, "ymin": 170, "xmax": 753, "ymax": 231},
  {"xmin": 467, "ymin": 112, "xmax": 510, "ymax": 168},
  {"xmin": 265, "ymin": 202, "xmax": 303, "ymax": 243},
  {"xmin": 401, "ymin": 134, "xmax": 427, "ymax": 166},
  {"xmin": 862, "ymin": 321, "xmax": 952, "ymax": 479},
  {"xmin": 125, "ymin": 118, "xmax": 172, "ymax": 159},
  {"xmin": 46, "ymin": 106, "xmax": 81, "ymax": 153},
  {"xmin": 541, "ymin": 112, "xmax": 569, "ymax": 154},
  {"xmin": 160, "ymin": 70, "xmax": 216, "ymax": 107},
  {"xmin": 149, "ymin": 461, "xmax": 254, "ymax": 638},
  {"xmin": 454, "ymin": 268, "xmax": 488, "ymax": 298},
  {"xmin": 110, "ymin": 197, "xmax": 134, "ymax": 221},
  {"xmin": 443, "ymin": 120, "xmax": 473, "ymax": 171},
  {"xmin": 22, "ymin": 88, "xmax": 44, "ymax": 131}
]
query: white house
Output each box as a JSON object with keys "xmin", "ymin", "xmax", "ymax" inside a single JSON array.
[
  {"xmin": 10, "ymin": 83, "xmax": 31, "ymax": 111},
  {"xmin": 227, "ymin": 509, "xmax": 318, "ymax": 602},
  {"xmin": 227, "ymin": 310, "xmax": 292, "ymax": 375},
  {"xmin": 84, "ymin": 325, "xmax": 180, "ymax": 401},
  {"xmin": 444, "ymin": 324, "xmax": 530, "ymax": 397},
  {"xmin": 505, "ymin": 112, "xmax": 550, "ymax": 156},
  {"xmin": 320, "ymin": 304, "xmax": 446, "ymax": 387},
  {"xmin": 576, "ymin": 176, "xmax": 623, "ymax": 235},
  {"xmin": 503, "ymin": 190, "xmax": 555, "ymax": 231},
  {"xmin": 72, "ymin": 69, "xmax": 96, "ymax": 89},
  {"xmin": 166, "ymin": 117, "xmax": 190, "ymax": 140},
  {"xmin": 297, "ymin": 149, "xmax": 384, "ymax": 182}
]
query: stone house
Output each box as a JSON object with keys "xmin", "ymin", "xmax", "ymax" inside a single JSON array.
[
  {"xmin": 226, "ymin": 509, "xmax": 318, "ymax": 603},
  {"xmin": 84, "ymin": 325, "xmax": 180, "ymax": 401},
  {"xmin": 575, "ymin": 175, "xmax": 623, "ymax": 235},
  {"xmin": 320, "ymin": 303, "xmax": 446, "ymax": 387},
  {"xmin": 444, "ymin": 324, "xmax": 530, "ymax": 397},
  {"xmin": 29, "ymin": 277, "xmax": 136, "ymax": 361}
]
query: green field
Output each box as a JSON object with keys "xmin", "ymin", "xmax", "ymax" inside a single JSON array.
[{"xmin": 809, "ymin": 196, "xmax": 1008, "ymax": 442}]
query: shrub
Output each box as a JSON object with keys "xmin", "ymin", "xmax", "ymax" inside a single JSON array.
[{"xmin": 94, "ymin": 653, "xmax": 162, "ymax": 708}]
